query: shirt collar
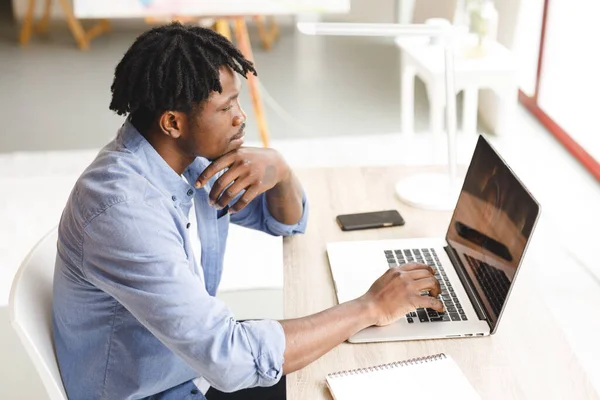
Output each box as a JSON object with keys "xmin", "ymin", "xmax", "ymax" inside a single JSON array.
[{"xmin": 118, "ymin": 120, "xmax": 195, "ymax": 205}]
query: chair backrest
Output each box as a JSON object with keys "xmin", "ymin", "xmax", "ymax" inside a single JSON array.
[{"xmin": 9, "ymin": 227, "xmax": 68, "ymax": 400}]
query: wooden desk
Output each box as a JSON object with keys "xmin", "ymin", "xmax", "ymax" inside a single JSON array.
[{"xmin": 284, "ymin": 166, "xmax": 598, "ymax": 400}]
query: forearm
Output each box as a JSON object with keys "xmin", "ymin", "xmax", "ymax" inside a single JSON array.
[
  {"xmin": 279, "ymin": 298, "xmax": 375, "ymax": 375},
  {"xmin": 266, "ymin": 169, "xmax": 304, "ymax": 225}
]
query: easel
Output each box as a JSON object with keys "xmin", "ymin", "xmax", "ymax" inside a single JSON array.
[
  {"xmin": 19, "ymin": 0, "xmax": 110, "ymax": 50},
  {"xmin": 215, "ymin": 18, "xmax": 271, "ymax": 147},
  {"xmin": 19, "ymin": 3, "xmax": 272, "ymax": 147},
  {"xmin": 253, "ymin": 16, "xmax": 280, "ymax": 50}
]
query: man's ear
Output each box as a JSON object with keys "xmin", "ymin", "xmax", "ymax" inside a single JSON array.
[{"xmin": 158, "ymin": 111, "xmax": 186, "ymax": 139}]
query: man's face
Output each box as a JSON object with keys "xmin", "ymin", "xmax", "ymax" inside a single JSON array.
[{"xmin": 177, "ymin": 66, "xmax": 247, "ymax": 161}]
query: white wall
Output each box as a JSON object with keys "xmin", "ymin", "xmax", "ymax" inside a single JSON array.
[
  {"xmin": 325, "ymin": 0, "xmax": 396, "ymax": 23},
  {"xmin": 497, "ymin": 0, "xmax": 543, "ymax": 98},
  {"xmin": 478, "ymin": 0, "xmax": 543, "ymax": 132},
  {"xmin": 537, "ymin": 0, "xmax": 600, "ymax": 162}
]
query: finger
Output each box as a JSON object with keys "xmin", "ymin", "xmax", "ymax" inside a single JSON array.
[
  {"xmin": 413, "ymin": 293, "xmax": 445, "ymax": 312},
  {"xmin": 215, "ymin": 176, "xmax": 253, "ymax": 209},
  {"xmin": 402, "ymin": 269, "xmax": 435, "ymax": 282},
  {"xmin": 209, "ymin": 167, "xmax": 243, "ymax": 206},
  {"xmin": 399, "ymin": 262, "xmax": 436, "ymax": 275},
  {"xmin": 387, "ymin": 265, "xmax": 433, "ymax": 280},
  {"xmin": 413, "ymin": 276, "xmax": 442, "ymax": 298},
  {"xmin": 196, "ymin": 153, "xmax": 236, "ymax": 188},
  {"xmin": 230, "ymin": 186, "xmax": 260, "ymax": 214}
]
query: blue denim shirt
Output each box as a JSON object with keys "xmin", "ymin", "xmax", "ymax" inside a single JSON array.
[{"xmin": 52, "ymin": 121, "xmax": 308, "ymax": 400}]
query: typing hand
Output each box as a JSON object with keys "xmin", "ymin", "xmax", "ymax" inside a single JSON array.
[{"xmin": 360, "ymin": 263, "xmax": 444, "ymax": 327}]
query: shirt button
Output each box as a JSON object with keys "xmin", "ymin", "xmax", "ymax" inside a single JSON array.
[
  {"xmin": 186, "ymin": 223, "xmax": 191, "ymax": 229},
  {"xmin": 190, "ymin": 389, "xmax": 199, "ymax": 395},
  {"xmin": 171, "ymin": 195, "xmax": 177, "ymax": 201},
  {"xmin": 187, "ymin": 189, "xmax": 194, "ymax": 196}
]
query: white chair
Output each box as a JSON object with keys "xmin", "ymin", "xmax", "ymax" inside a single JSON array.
[
  {"xmin": 7, "ymin": 225, "xmax": 281, "ymax": 400},
  {"xmin": 9, "ymin": 227, "xmax": 68, "ymax": 400}
]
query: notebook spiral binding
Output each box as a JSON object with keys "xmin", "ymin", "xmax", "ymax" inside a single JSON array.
[{"xmin": 327, "ymin": 353, "xmax": 447, "ymax": 379}]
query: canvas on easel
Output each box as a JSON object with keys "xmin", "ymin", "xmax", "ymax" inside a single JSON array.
[{"xmin": 72, "ymin": 0, "xmax": 350, "ymax": 18}]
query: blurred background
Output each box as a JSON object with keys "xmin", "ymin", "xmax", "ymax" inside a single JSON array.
[{"xmin": 0, "ymin": 0, "xmax": 598, "ymax": 398}]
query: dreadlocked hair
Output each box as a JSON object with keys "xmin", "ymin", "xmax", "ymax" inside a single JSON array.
[{"xmin": 109, "ymin": 22, "xmax": 256, "ymax": 133}]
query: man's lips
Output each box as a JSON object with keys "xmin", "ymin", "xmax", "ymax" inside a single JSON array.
[{"xmin": 231, "ymin": 124, "xmax": 246, "ymax": 141}]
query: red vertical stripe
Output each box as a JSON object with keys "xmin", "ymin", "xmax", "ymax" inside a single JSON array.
[
  {"xmin": 519, "ymin": 0, "xmax": 600, "ymax": 182},
  {"xmin": 520, "ymin": 92, "xmax": 600, "ymax": 182}
]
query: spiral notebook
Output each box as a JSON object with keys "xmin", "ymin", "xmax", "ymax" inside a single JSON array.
[{"xmin": 326, "ymin": 353, "xmax": 480, "ymax": 400}]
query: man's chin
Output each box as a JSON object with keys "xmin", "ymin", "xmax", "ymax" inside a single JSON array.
[
  {"xmin": 227, "ymin": 140, "xmax": 245, "ymax": 153},
  {"xmin": 229, "ymin": 138, "xmax": 245, "ymax": 149},
  {"xmin": 206, "ymin": 145, "xmax": 242, "ymax": 162}
]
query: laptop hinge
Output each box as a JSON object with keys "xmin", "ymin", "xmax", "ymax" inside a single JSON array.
[{"xmin": 444, "ymin": 245, "xmax": 492, "ymax": 330}]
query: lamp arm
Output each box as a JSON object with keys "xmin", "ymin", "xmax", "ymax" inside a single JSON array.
[
  {"xmin": 297, "ymin": 21, "xmax": 461, "ymax": 201},
  {"xmin": 297, "ymin": 22, "xmax": 446, "ymax": 37},
  {"xmin": 444, "ymin": 35, "xmax": 458, "ymax": 184}
]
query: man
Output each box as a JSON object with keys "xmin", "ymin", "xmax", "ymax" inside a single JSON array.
[{"xmin": 52, "ymin": 22, "xmax": 443, "ymax": 400}]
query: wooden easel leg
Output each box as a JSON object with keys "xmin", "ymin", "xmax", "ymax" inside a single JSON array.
[
  {"xmin": 234, "ymin": 17, "xmax": 271, "ymax": 148},
  {"xmin": 85, "ymin": 19, "xmax": 111, "ymax": 42},
  {"xmin": 34, "ymin": 0, "xmax": 51, "ymax": 33},
  {"xmin": 254, "ymin": 15, "xmax": 280, "ymax": 50},
  {"xmin": 269, "ymin": 16, "xmax": 280, "ymax": 43},
  {"xmin": 214, "ymin": 19, "xmax": 232, "ymax": 41},
  {"xmin": 57, "ymin": 0, "xmax": 89, "ymax": 50},
  {"xmin": 173, "ymin": 16, "xmax": 197, "ymax": 24},
  {"xmin": 19, "ymin": 0, "xmax": 109, "ymax": 49},
  {"xmin": 19, "ymin": 0, "xmax": 36, "ymax": 46}
]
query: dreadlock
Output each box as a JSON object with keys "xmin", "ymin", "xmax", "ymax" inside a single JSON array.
[{"xmin": 109, "ymin": 22, "xmax": 256, "ymax": 133}]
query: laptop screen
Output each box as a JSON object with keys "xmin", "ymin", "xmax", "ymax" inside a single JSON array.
[{"xmin": 446, "ymin": 136, "xmax": 540, "ymax": 329}]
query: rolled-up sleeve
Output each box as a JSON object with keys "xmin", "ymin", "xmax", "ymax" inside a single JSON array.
[
  {"xmin": 81, "ymin": 201, "xmax": 285, "ymax": 392},
  {"xmin": 230, "ymin": 191, "xmax": 309, "ymax": 236}
]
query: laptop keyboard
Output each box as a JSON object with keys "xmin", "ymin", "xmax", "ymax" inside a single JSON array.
[
  {"xmin": 384, "ymin": 248, "xmax": 468, "ymax": 323},
  {"xmin": 464, "ymin": 254, "xmax": 510, "ymax": 316}
]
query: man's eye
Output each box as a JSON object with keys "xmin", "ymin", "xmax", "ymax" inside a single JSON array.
[{"xmin": 223, "ymin": 105, "xmax": 233, "ymax": 111}]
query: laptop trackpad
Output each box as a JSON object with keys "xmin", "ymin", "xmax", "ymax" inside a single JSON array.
[{"xmin": 332, "ymin": 252, "xmax": 388, "ymax": 304}]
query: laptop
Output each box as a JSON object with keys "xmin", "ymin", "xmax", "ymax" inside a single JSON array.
[{"xmin": 326, "ymin": 136, "xmax": 541, "ymax": 343}]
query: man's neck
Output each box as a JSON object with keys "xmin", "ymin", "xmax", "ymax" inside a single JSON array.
[{"xmin": 142, "ymin": 128, "xmax": 193, "ymax": 176}]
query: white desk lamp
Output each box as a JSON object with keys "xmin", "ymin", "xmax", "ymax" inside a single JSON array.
[{"xmin": 297, "ymin": 22, "xmax": 461, "ymax": 210}]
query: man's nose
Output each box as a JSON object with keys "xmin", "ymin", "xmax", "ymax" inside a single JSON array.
[{"xmin": 233, "ymin": 109, "xmax": 246, "ymax": 126}]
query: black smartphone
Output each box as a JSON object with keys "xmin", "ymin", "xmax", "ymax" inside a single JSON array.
[{"xmin": 336, "ymin": 210, "xmax": 405, "ymax": 231}]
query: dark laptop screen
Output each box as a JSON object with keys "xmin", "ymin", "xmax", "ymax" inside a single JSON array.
[{"xmin": 446, "ymin": 136, "xmax": 540, "ymax": 328}]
